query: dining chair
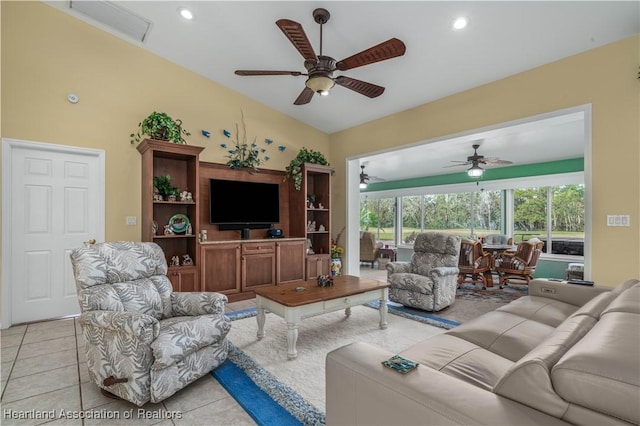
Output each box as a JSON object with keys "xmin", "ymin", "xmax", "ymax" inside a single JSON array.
[{"xmin": 493, "ymin": 239, "xmax": 544, "ymax": 288}]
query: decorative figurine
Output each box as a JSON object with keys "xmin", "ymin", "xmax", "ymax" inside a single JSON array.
[
  {"xmin": 164, "ymin": 225, "xmax": 174, "ymax": 235},
  {"xmin": 186, "ymin": 224, "xmax": 193, "ymax": 235},
  {"xmin": 171, "ymin": 256, "xmax": 180, "ymax": 267},
  {"xmin": 182, "ymin": 254, "xmax": 193, "ymax": 266},
  {"xmin": 318, "ymin": 203, "xmax": 324, "ymax": 209},
  {"xmin": 318, "ymin": 224, "xmax": 326, "ymax": 232},
  {"xmin": 317, "ymin": 275, "xmax": 334, "ymax": 287},
  {"xmin": 306, "ymin": 238, "xmax": 315, "ymax": 255},
  {"xmin": 152, "ymin": 221, "xmax": 158, "ymax": 235},
  {"xmin": 200, "ymin": 230, "xmax": 208, "ymax": 242}
]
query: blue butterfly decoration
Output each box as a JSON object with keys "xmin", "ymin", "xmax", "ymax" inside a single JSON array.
[
  {"xmin": 261, "ymin": 148, "xmax": 266, "ymax": 153},
  {"xmin": 220, "ymin": 143, "xmax": 227, "ymax": 149},
  {"xmin": 278, "ymin": 146, "xmax": 286, "ymax": 151},
  {"xmin": 264, "ymin": 156, "xmax": 270, "ymax": 161},
  {"xmin": 201, "ymin": 130, "xmax": 211, "ymax": 138},
  {"xmin": 265, "ymin": 138, "xmax": 273, "ymax": 145},
  {"xmin": 223, "ymin": 129, "xmax": 231, "ymax": 138}
]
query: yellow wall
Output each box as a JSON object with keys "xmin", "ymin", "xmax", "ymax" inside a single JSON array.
[
  {"xmin": 330, "ymin": 35, "xmax": 640, "ymax": 286},
  {"xmin": 1, "ymin": 1, "xmax": 329, "ymax": 244},
  {"xmin": 2, "ymin": 2, "xmax": 639, "ymax": 287}
]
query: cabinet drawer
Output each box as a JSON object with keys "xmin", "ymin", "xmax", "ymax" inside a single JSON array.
[
  {"xmin": 323, "ymin": 291, "xmax": 380, "ymax": 311},
  {"xmin": 242, "ymin": 242, "xmax": 275, "ymax": 255}
]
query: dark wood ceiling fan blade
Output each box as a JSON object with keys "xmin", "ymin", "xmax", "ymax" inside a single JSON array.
[
  {"xmin": 235, "ymin": 70, "xmax": 303, "ymax": 76},
  {"xmin": 276, "ymin": 19, "xmax": 317, "ymax": 61},
  {"xmin": 335, "ymin": 76, "xmax": 385, "ymax": 98},
  {"xmin": 293, "ymin": 86, "xmax": 314, "ymax": 105},
  {"xmin": 336, "ymin": 38, "xmax": 406, "ymax": 71}
]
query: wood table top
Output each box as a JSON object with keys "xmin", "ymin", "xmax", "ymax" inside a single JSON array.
[{"xmin": 253, "ymin": 275, "xmax": 389, "ymax": 307}]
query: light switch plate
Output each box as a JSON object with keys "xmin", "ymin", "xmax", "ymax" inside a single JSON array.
[
  {"xmin": 607, "ymin": 214, "xmax": 630, "ymax": 227},
  {"xmin": 126, "ymin": 216, "xmax": 137, "ymax": 226}
]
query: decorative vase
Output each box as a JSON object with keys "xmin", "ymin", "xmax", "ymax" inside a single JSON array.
[{"xmin": 331, "ymin": 258, "xmax": 342, "ymax": 277}]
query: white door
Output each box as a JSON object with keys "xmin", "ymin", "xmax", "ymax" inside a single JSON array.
[{"xmin": 2, "ymin": 139, "xmax": 105, "ymax": 326}]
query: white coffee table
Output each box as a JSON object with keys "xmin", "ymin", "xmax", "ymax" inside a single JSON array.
[{"xmin": 253, "ymin": 275, "xmax": 389, "ymax": 359}]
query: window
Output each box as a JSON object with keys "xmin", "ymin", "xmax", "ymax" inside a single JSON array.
[
  {"xmin": 360, "ymin": 197, "xmax": 396, "ymax": 245},
  {"xmin": 364, "ymin": 176, "xmax": 584, "ymax": 259}
]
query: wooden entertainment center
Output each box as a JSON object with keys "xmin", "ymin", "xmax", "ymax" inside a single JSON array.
[{"xmin": 138, "ymin": 139, "xmax": 332, "ymax": 302}]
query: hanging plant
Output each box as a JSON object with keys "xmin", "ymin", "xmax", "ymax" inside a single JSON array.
[
  {"xmin": 285, "ymin": 147, "xmax": 331, "ymax": 190},
  {"xmin": 130, "ymin": 111, "xmax": 190, "ymax": 144},
  {"xmin": 226, "ymin": 110, "xmax": 262, "ymax": 172}
]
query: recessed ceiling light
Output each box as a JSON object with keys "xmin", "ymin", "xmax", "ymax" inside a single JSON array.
[
  {"xmin": 178, "ymin": 8, "xmax": 193, "ymax": 20},
  {"xmin": 453, "ymin": 17, "xmax": 468, "ymax": 30}
]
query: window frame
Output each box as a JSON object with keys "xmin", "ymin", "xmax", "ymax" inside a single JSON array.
[{"xmin": 360, "ymin": 171, "xmax": 584, "ymax": 262}]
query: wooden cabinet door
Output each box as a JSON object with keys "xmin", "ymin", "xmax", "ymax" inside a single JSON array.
[
  {"xmin": 242, "ymin": 242, "xmax": 276, "ymax": 290},
  {"xmin": 277, "ymin": 240, "xmax": 305, "ymax": 284},
  {"xmin": 201, "ymin": 243, "xmax": 241, "ymax": 294},
  {"xmin": 242, "ymin": 253, "xmax": 276, "ymax": 290},
  {"xmin": 306, "ymin": 254, "xmax": 330, "ymax": 280},
  {"xmin": 168, "ymin": 266, "xmax": 198, "ymax": 292}
]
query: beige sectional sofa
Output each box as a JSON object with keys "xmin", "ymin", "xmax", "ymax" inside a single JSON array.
[{"xmin": 326, "ymin": 278, "xmax": 640, "ymax": 425}]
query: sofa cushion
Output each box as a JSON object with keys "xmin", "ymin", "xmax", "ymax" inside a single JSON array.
[
  {"xmin": 446, "ymin": 311, "xmax": 555, "ymax": 361},
  {"xmin": 400, "ymin": 334, "xmax": 513, "ymax": 391},
  {"xmin": 551, "ymin": 284, "xmax": 640, "ymax": 424},
  {"xmin": 151, "ymin": 315, "xmax": 231, "ymax": 369},
  {"xmin": 493, "ymin": 314, "xmax": 597, "ymax": 418},
  {"xmin": 567, "ymin": 290, "xmax": 618, "ymax": 320},
  {"xmin": 388, "ymin": 273, "xmax": 434, "ymax": 295},
  {"xmin": 496, "ymin": 295, "xmax": 579, "ymax": 327},
  {"xmin": 113, "ymin": 279, "xmax": 165, "ymax": 320}
]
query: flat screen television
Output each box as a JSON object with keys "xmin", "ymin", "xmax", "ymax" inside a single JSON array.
[{"xmin": 209, "ymin": 179, "xmax": 280, "ymax": 232}]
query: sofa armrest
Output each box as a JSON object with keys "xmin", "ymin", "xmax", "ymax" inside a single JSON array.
[
  {"xmin": 528, "ymin": 279, "xmax": 610, "ymax": 307},
  {"xmin": 326, "ymin": 342, "xmax": 572, "ymax": 426},
  {"xmin": 387, "ymin": 261, "xmax": 412, "ymax": 276},
  {"xmin": 79, "ymin": 311, "xmax": 159, "ymax": 344},
  {"xmin": 171, "ymin": 292, "xmax": 228, "ymax": 316}
]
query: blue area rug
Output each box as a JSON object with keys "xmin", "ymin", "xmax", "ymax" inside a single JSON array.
[
  {"xmin": 366, "ymin": 300, "xmax": 461, "ymax": 329},
  {"xmin": 215, "ymin": 304, "xmax": 457, "ymax": 426}
]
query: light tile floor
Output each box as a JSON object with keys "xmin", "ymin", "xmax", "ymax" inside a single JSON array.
[
  {"xmin": 1, "ymin": 268, "xmax": 384, "ymax": 425},
  {"xmin": 1, "ymin": 298, "xmax": 258, "ymax": 426}
]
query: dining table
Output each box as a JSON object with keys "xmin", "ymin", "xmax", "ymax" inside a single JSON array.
[{"xmin": 481, "ymin": 244, "xmax": 517, "ymax": 284}]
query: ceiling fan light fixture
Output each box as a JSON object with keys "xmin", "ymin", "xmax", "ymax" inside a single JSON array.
[
  {"xmin": 305, "ymin": 75, "xmax": 335, "ymax": 95},
  {"xmin": 467, "ymin": 163, "xmax": 484, "ymax": 177},
  {"xmin": 453, "ymin": 17, "xmax": 468, "ymax": 30},
  {"xmin": 178, "ymin": 7, "xmax": 193, "ymax": 20},
  {"xmin": 359, "ymin": 181, "xmax": 368, "ymax": 189}
]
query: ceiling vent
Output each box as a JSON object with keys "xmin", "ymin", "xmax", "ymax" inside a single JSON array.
[{"xmin": 69, "ymin": 1, "xmax": 151, "ymax": 43}]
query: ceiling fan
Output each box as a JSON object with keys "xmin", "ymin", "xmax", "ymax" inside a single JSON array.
[
  {"xmin": 234, "ymin": 8, "xmax": 406, "ymax": 105},
  {"xmin": 360, "ymin": 163, "xmax": 384, "ymax": 189},
  {"xmin": 445, "ymin": 143, "xmax": 513, "ymax": 178}
]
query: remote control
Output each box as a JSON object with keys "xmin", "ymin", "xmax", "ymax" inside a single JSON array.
[
  {"xmin": 568, "ymin": 279, "xmax": 594, "ymax": 286},
  {"xmin": 548, "ymin": 278, "xmax": 564, "ymax": 282}
]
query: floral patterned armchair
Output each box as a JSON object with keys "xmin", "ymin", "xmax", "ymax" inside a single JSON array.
[
  {"xmin": 70, "ymin": 241, "xmax": 231, "ymax": 406},
  {"xmin": 387, "ymin": 232, "xmax": 462, "ymax": 312}
]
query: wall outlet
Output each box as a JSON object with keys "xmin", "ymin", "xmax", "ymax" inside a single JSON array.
[
  {"xmin": 607, "ymin": 214, "xmax": 630, "ymax": 227},
  {"xmin": 126, "ymin": 216, "xmax": 137, "ymax": 226}
]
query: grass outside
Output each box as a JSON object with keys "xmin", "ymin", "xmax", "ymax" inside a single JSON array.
[{"xmin": 364, "ymin": 228, "xmax": 584, "ymax": 244}]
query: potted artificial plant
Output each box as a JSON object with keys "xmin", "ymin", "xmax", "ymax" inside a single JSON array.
[
  {"xmin": 285, "ymin": 147, "xmax": 331, "ymax": 191},
  {"xmin": 153, "ymin": 175, "xmax": 179, "ymax": 201},
  {"xmin": 130, "ymin": 111, "xmax": 190, "ymax": 144}
]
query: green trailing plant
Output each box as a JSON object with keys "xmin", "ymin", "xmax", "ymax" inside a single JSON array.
[
  {"xmin": 153, "ymin": 175, "xmax": 178, "ymax": 198},
  {"xmin": 130, "ymin": 111, "xmax": 190, "ymax": 144},
  {"xmin": 226, "ymin": 110, "xmax": 261, "ymax": 172},
  {"xmin": 285, "ymin": 147, "xmax": 331, "ymax": 190}
]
